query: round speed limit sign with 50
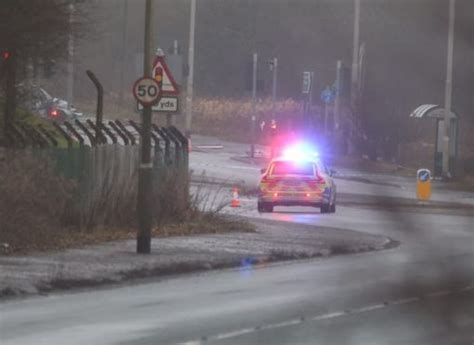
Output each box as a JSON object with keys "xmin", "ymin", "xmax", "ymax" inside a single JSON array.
[{"xmin": 133, "ymin": 77, "xmax": 162, "ymax": 106}]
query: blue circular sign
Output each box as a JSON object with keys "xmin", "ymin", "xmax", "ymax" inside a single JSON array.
[
  {"xmin": 320, "ymin": 88, "xmax": 335, "ymax": 104},
  {"xmin": 418, "ymin": 170, "xmax": 430, "ymax": 182}
]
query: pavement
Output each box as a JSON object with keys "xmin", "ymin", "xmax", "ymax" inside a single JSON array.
[
  {"xmin": 0, "ymin": 218, "xmax": 389, "ymax": 298},
  {"xmin": 1, "ymin": 134, "xmax": 474, "ymax": 345}
]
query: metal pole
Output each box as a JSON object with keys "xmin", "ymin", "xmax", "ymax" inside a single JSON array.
[
  {"xmin": 173, "ymin": 39, "xmax": 178, "ymax": 55},
  {"xmin": 86, "ymin": 70, "xmax": 104, "ymax": 141},
  {"xmin": 324, "ymin": 102, "xmax": 329, "ymax": 136},
  {"xmin": 67, "ymin": 2, "xmax": 75, "ymax": 106},
  {"xmin": 251, "ymin": 52, "xmax": 257, "ymax": 158},
  {"xmin": 185, "ymin": 0, "xmax": 196, "ymax": 137},
  {"xmin": 309, "ymin": 72, "xmax": 313, "ymax": 123},
  {"xmin": 442, "ymin": 0, "xmax": 455, "ymax": 177},
  {"xmin": 351, "ymin": 0, "xmax": 360, "ymax": 108},
  {"xmin": 166, "ymin": 113, "xmax": 173, "ymax": 127},
  {"xmin": 334, "ymin": 60, "xmax": 342, "ymax": 131},
  {"xmin": 119, "ymin": 0, "xmax": 128, "ymax": 107},
  {"xmin": 271, "ymin": 57, "xmax": 278, "ymax": 121},
  {"xmin": 137, "ymin": 0, "xmax": 154, "ymax": 254}
]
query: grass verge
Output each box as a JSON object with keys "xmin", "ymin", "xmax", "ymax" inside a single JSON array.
[
  {"xmin": 330, "ymin": 155, "xmax": 417, "ymax": 177},
  {"xmin": 0, "ymin": 215, "xmax": 255, "ymax": 255},
  {"xmin": 0, "ymin": 149, "xmax": 254, "ymax": 255}
]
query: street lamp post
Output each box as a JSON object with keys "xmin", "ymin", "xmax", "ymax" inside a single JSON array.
[
  {"xmin": 349, "ymin": 0, "xmax": 361, "ymax": 155},
  {"xmin": 185, "ymin": 0, "xmax": 196, "ymax": 137},
  {"xmin": 442, "ymin": 0, "xmax": 456, "ymax": 177},
  {"xmin": 351, "ymin": 0, "xmax": 360, "ymax": 109},
  {"xmin": 119, "ymin": 0, "xmax": 128, "ymax": 107},
  {"xmin": 270, "ymin": 57, "xmax": 278, "ymax": 121},
  {"xmin": 250, "ymin": 52, "xmax": 258, "ymax": 158},
  {"xmin": 67, "ymin": 1, "xmax": 75, "ymax": 106}
]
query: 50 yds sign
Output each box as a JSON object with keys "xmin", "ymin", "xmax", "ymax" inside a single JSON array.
[{"xmin": 133, "ymin": 77, "xmax": 162, "ymax": 107}]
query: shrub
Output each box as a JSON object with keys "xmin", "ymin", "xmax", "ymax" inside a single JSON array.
[
  {"xmin": 191, "ymin": 97, "xmax": 302, "ymax": 142},
  {"xmin": 0, "ymin": 150, "xmax": 74, "ymax": 250}
]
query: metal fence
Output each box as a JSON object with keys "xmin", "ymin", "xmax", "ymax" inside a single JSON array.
[{"xmin": 7, "ymin": 119, "xmax": 189, "ymax": 228}]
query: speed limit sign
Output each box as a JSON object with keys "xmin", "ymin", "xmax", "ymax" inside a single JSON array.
[{"xmin": 133, "ymin": 77, "xmax": 162, "ymax": 107}]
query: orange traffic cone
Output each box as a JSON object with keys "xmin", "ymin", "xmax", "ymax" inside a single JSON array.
[{"xmin": 230, "ymin": 187, "xmax": 241, "ymax": 208}]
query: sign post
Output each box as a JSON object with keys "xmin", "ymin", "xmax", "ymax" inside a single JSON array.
[
  {"xmin": 302, "ymin": 71, "xmax": 312, "ymax": 127},
  {"xmin": 321, "ymin": 86, "xmax": 335, "ymax": 136},
  {"xmin": 302, "ymin": 71, "xmax": 311, "ymax": 94},
  {"xmin": 334, "ymin": 60, "xmax": 342, "ymax": 130}
]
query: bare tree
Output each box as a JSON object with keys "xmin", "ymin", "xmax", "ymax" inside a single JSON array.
[{"xmin": 0, "ymin": 0, "xmax": 85, "ymax": 141}]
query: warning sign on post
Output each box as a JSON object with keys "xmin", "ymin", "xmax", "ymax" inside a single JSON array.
[{"xmin": 152, "ymin": 56, "xmax": 179, "ymax": 95}]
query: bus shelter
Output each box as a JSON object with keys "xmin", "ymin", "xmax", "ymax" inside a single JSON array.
[{"xmin": 410, "ymin": 104, "xmax": 459, "ymax": 177}]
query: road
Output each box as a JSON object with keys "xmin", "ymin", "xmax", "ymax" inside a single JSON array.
[{"xmin": 1, "ymin": 136, "xmax": 473, "ymax": 345}]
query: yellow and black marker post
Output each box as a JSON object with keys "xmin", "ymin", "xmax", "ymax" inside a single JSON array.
[{"xmin": 416, "ymin": 168, "xmax": 431, "ymax": 201}]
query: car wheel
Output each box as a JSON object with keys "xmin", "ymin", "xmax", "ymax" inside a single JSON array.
[
  {"xmin": 258, "ymin": 202, "xmax": 273, "ymax": 213},
  {"xmin": 320, "ymin": 204, "xmax": 330, "ymax": 214}
]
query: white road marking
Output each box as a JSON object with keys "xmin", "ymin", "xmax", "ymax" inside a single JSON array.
[
  {"xmin": 259, "ymin": 318, "xmax": 303, "ymax": 330},
  {"xmin": 184, "ymin": 283, "xmax": 474, "ymax": 343},
  {"xmin": 426, "ymin": 290, "xmax": 453, "ymax": 298},
  {"xmin": 459, "ymin": 284, "xmax": 474, "ymax": 292},
  {"xmin": 212, "ymin": 327, "xmax": 256, "ymax": 340},
  {"xmin": 389, "ymin": 297, "xmax": 420, "ymax": 305},
  {"xmin": 352, "ymin": 303, "xmax": 386, "ymax": 313},
  {"xmin": 311, "ymin": 311, "xmax": 346, "ymax": 320}
]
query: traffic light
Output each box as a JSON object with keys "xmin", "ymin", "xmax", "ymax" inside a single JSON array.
[{"xmin": 1, "ymin": 50, "xmax": 11, "ymax": 60}]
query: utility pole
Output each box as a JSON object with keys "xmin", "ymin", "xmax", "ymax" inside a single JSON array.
[
  {"xmin": 67, "ymin": 1, "xmax": 75, "ymax": 106},
  {"xmin": 250, "ymin": 52, "xmax": 257, "ymax": 158},
  {"xmin": 185, "ymin": 0, "xmax": 196, "ymax": 137},
  {"xmin": 137, "ymin": 0, "xmax": 155, "ymax": 254},
  {"xmin": 119, "ymin": 0, "xmax": 128, "ymax": 107},
  {"xmin": 442, "ymin": 0, "xmax": 456, "ymax": 177},
  {"xmin": 334, "ymin": 60, "xmax": 342, "ymax": 131}
]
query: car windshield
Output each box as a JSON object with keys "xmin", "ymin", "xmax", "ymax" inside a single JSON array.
[{"xmin": 271, "ymin": 161, "xmax": 315, "ymax": 176}]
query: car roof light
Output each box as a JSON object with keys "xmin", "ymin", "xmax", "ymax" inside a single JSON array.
[{"xmin": 281, "ymin": 144, "xmax": 319, "ymax": 162}]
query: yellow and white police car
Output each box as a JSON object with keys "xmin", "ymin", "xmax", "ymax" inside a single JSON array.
[{"xmin": 257, "ymin": 145, "xmax": 337, "ymax": 213}]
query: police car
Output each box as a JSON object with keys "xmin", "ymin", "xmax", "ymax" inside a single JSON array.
[{"xmin": 257, "ymin": 145, "xmax": 337, "ymax": 213}]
